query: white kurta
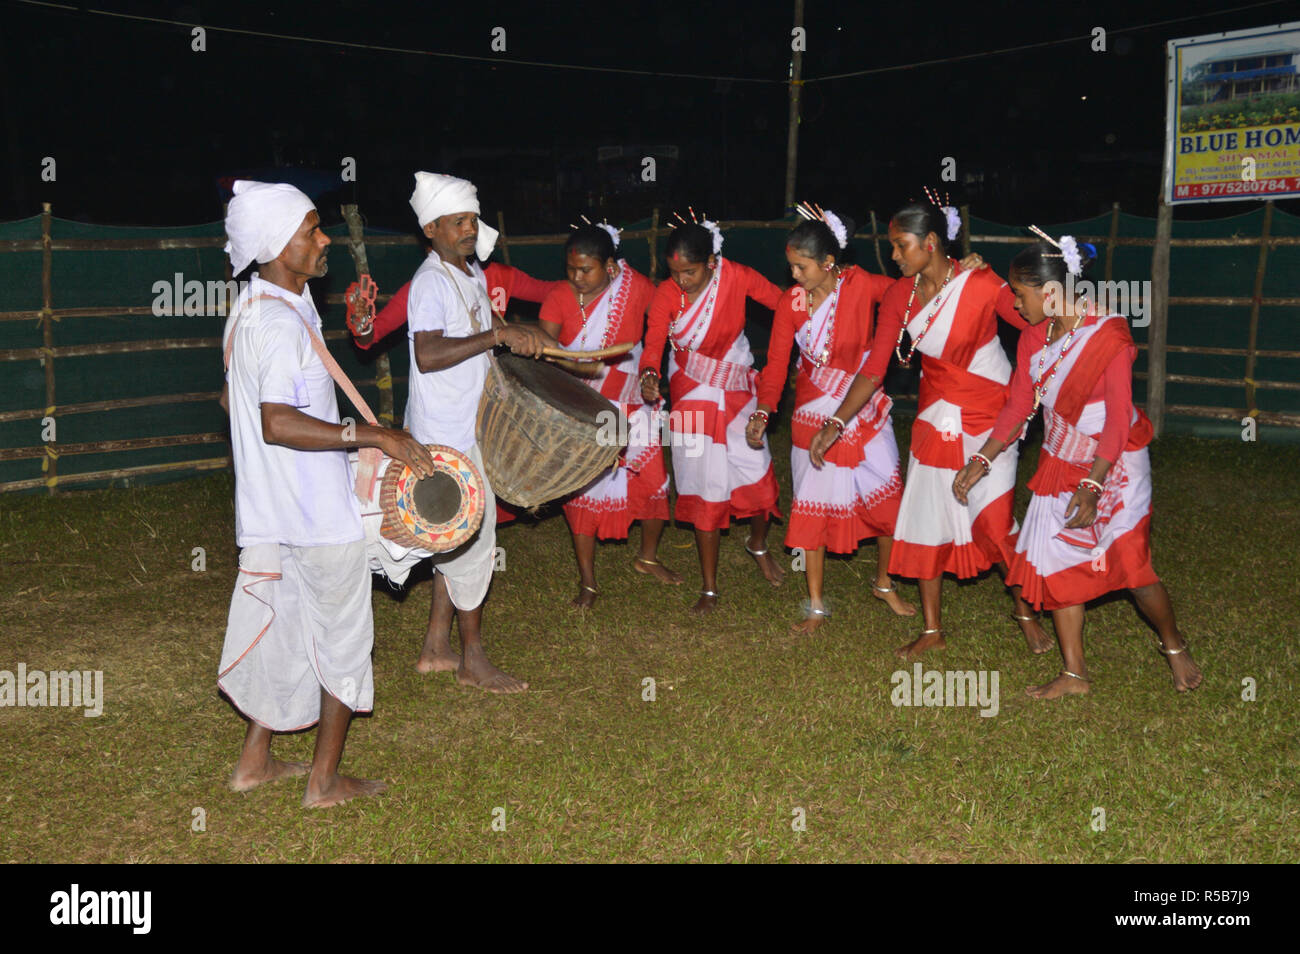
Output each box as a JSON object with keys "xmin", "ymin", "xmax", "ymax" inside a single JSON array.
[
  {"xmin": 403, "ymin": 255, "xmax": 497, "ymax": 610},
  {"xmin": 219, "ymin": 279, "xmax": 373, "ymax": 730}
]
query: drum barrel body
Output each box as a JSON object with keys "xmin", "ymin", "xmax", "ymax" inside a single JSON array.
[{"xmin": 476, "ymin": 354, "xmax": 628, "ymax": 509}]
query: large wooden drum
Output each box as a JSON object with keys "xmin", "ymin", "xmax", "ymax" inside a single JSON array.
[{"xmin": 476, "ymin": 353, "xmax": 627, "ymax": 508}]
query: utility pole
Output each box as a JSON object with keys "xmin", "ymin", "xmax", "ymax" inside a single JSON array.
[{"xmin": 783, "ymin": 0, "xmax": 805, "ymax": 215}]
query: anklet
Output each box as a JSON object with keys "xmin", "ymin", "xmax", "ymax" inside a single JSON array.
[
  {"xmin": 920, "ymin": 627, "xmax": 941, "ymax": 635},
  {"xmin": 1061, "ymin": 669, "xmax": 1090, "ymax": 682},
  {"xmin": 745, "ymin": 545, "xmax": 769, "ymax": 557},
  {"xmin": 873, "ymin": 582, "xmax": 897, "ymax": 594},
  {"xmin": 1010, "ymin": 613, "xmax": 1037, "ymax": 622},
  {"xmin": 1160, "ymin": 644, "xmax": 1187, "ymax": 656},
  {"xmin": 580, "ymin": 584, "xmax": 598, "ymax": 594},
  {"xmin": 805, "ymin": 606, "xmax": 830, "ymax": 618}
]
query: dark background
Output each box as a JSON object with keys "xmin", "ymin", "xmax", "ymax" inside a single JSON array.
[{"xmin": 3, "ymin": 0, "xmax": 1298, "ymax": 231}]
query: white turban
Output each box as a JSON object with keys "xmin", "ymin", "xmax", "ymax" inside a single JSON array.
[
  {"xmin": 409, "ymin": 171, "xmax": 499, "ymax": 262},
  {"xmin": 223, "ymin": 180, "xmax": 316, "ymax": 274}
]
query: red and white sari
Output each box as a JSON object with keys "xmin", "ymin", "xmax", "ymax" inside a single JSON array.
[
  {"xmin": 540, "ymin": 263, "xmax": 668, "ymax": 539},
  {"xmin": 874, "ymin": 265, "xmax": 1023, "ymax": 579},
  {"xmin": 995, "ymin": 313, "xmax": 1159, "ymax": 610},
  {"xmin": 758, "ymin": 266, "xmax": 902, "ymax": 553},
  {"xmin": 642, "ymin": 257, "xmax": 783, "ymax": 532}
]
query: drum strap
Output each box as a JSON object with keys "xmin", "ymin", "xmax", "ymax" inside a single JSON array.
[
  {"xmin": 442, "ymin": 262, "xmax": 489, "ymax": 334},
  {"xmin": 224, "ymin": 293, "xmax": 381, "ymax": 503},
  {"xmin": 442, "ymin": 261, "xmax": 507, "ymax": 396}
]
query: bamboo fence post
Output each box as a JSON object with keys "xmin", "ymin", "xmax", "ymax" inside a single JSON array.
[
  {"xmin": 40, "ymin": 202, "xmax": 56, "ymax": 495},
  {"xmin": 959, "ymin": 203, "xmax": 971, "ymax": 259},
  {"xmin": 1148, "ymin": 197, "xmax": 1173, "ymax": 437},
  {"xmin": 1244, "ymin": 200, "xmax": 1274, "ymax": 420},
  {"xmin": 1104, "ymin": 201, "xmax": 1120, "ymax": 283},
  {"xmin": 648, "ymin": 208, "xmax": 660, "ymax": 283},
  {"xmin": 870, "ymin": 210, "xmax": 886, "ymax": 274},
  {"xmin": 496, "ymin": 210, "xmax": 511, "ymax": 267},
  {"xmin": 340, "ymin": 204, "xmax": 394, "ymax": 426},
  {"xmin": 783, "ymin": 0, "xmax": 805, "ymax": 214}
]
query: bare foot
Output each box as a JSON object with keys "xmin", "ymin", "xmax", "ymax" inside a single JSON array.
[
  {"xmin": 872, "ymin": 583, "xmax": 917, "ymax": 617},
  {"xmin": 1162, "ymin": 640, "xmax": 1203, "ymax": 692},
  {"xmin": 690, "ymin": 592, "xmax": 719, "ymax": 615},
  {"xmin": 747, "ymin": 546, "xmax": 786, "ymax": 587},
  {"xmin": 457, "ymin": 646, "xmax": 529, "ymax": 694},
  {"xmin": 1013, "ymin": 615, "xmax": 1055, "ymax": 654},
  {"xmin": 415, "ymin": 646, "xmax": 460, "ymax": 674},
  {"xmin": 1026, "ymin": 671, "xmax": 1091, "ymax": 699},
  {"xmin": 633, "ymin": 557, "xmax": 683, "ymax": 585},
  {"xmin": 229, "ymin": 758, "xmax": 310, "ymax": 792},
  {"xmin": 571, "ymin": 584, "xmax": 598, "ymax": 610},
  {"xmin": 790, "ymin": 613, "xmax": 827, "ymax": 635},
  {"xmin": 302, "ymin": 772, "xmax": 387, "ymax": 808},
  {"xmin": 894, "ymin": 629, "xmax": 946, "ymax": 660}
]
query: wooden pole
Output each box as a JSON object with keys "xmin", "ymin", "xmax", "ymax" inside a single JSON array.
[
  {"xmin": 496, "ymin": 210, "xmax": 512, "ymax": 267},
  {"xmin": 870, "ymin": 210, "xmax": 886, "ymax": 274},
  {"xmin": 40, "ymin": 202, "xmax": 56, "ymax": 495},
  {"xmin": 648, "ymin": 208, "xmax": 660, "ymax": 284},
  {"xmin": 782, "ymin": 0, "xmax": 805, "ymax": 215},
  {"xmin": 959, "ymin": 203, "xmax": 971, "ymax": 259},
  {"xmin": 1104, "ymin": 201, "xmax": 1120, "ymax": 283},
  {"xmin": 1148, "ymin": 196, "xmax": 1173, "ymax": 437},
  {"xmin": 1243, "ymin": 200, "xmax": 1273, "ymax": 419},
  {"xmin": 340, "ymin": 204, "xmax": 394, "ymax": 426}
]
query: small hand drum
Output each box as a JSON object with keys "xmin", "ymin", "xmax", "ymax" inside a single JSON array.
[{"xmin": 377, "ymin": 444, "xmax": 485, "ymax": 553}]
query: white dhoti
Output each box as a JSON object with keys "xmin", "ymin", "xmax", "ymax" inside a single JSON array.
[{"xmin": 217, "ymin": 539, "xmax": 374, "ymax": 732}]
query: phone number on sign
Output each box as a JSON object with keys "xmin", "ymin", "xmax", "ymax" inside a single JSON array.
[{"xmin": 1176, "ymin": 178, "xmax": 1298, "ymax": 197}]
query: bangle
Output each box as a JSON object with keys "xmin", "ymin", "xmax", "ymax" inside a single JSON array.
[
  {"xmin": 969, "ymin": 452, "xmax": 992, "ymax": 474},
  {"xmin": 1078, "ymin": 478, "xmax": 1103, "ymax": 495},
  {"xmin": 492, "ymin": 327, "xmax": 501, "ymax": 347},
  {"xmin": 749, "ymin": 410, "xmax": 769, "ymax": 424},
  {"xmin": 640, "ymin": 368, "xmax": 659, "ymax": 381},
  {"xmin": 824, "ymin": 416, "xmax": 845, "ymax": 434}
]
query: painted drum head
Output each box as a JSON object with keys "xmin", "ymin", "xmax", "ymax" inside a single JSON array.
[{"xmin": 378, "ymin": 444, "xmax": 485, "ymax": 553}]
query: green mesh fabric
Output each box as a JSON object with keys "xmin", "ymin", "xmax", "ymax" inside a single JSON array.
[{"xmin": 2, "ymin": 207, "xmax": 1297, "ymax": 495}]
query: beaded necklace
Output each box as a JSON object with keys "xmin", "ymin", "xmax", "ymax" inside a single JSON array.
[
  {"xmin": 801, "ymin": 270, "xmax": 842, "ymax": 368},
  {"xmin": 1029, "ymin": 308, "xmax": 1089, "ymax": 421},
  {"xmin": 575, "ymin": 266, "xmax": 624, "ymax": 351},
  {"xmin": 669, "ymin": 263, "xmax": 721, "ymax": 353},
  {"xmin": 894, "ymin": 262, "xmax": 955, "ymax": 367}
]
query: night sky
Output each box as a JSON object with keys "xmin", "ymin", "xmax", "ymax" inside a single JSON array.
[{"xmin": 4, "ymin": 0, "xmax": 1298, "ymax": 231}]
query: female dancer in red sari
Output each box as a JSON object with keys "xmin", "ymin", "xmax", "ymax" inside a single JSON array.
[
  {"xmin": 640, "ymin": 219, "xmax": 785, "ymax": 613},
  {"xmin": 751, "ymin": 211, "xmax": 916, "ymax": 632},
  {"xmin": 876, "ymin": 201, "xmax": 1050, "ymax": 659},
  {"xmin": 539, "ymin": 224, "xmax": 678, "ymax": 607},
  {"xmin": 954, "ymin": 233, "xmax": 1202, "ymax": 697}
]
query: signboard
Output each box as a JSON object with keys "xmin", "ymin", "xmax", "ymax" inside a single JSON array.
[{"xmin": 1165, "ymin": 22, "xmax": 1300, "ymax": 204}]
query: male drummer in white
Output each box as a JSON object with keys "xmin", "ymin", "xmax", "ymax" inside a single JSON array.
[
  {"xmin": 405, "ymin": 172, "xmax": 557, "ymax": 693},
  {"xmin": 218, "ymin": 180, "xmax": 433, "ymax": 807}
]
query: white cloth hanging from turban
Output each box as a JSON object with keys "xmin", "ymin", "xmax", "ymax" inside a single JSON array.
[
  {"xmin": 408, "ymin": 171, "xmax": 499, "ymax": 262},
  {"xmin": 223, "ymin": 180, "xmax": 316, "ymax": 274}
]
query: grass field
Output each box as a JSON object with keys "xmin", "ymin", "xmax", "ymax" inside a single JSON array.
[{"xmin": 1, "ymin": 419, "xmax": 1297, "ymax": 863}]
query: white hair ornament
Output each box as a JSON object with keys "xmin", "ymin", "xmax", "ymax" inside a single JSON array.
[{"xmin": 794, "ymin": 201, "xmax": 848, "ymax": 249}]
